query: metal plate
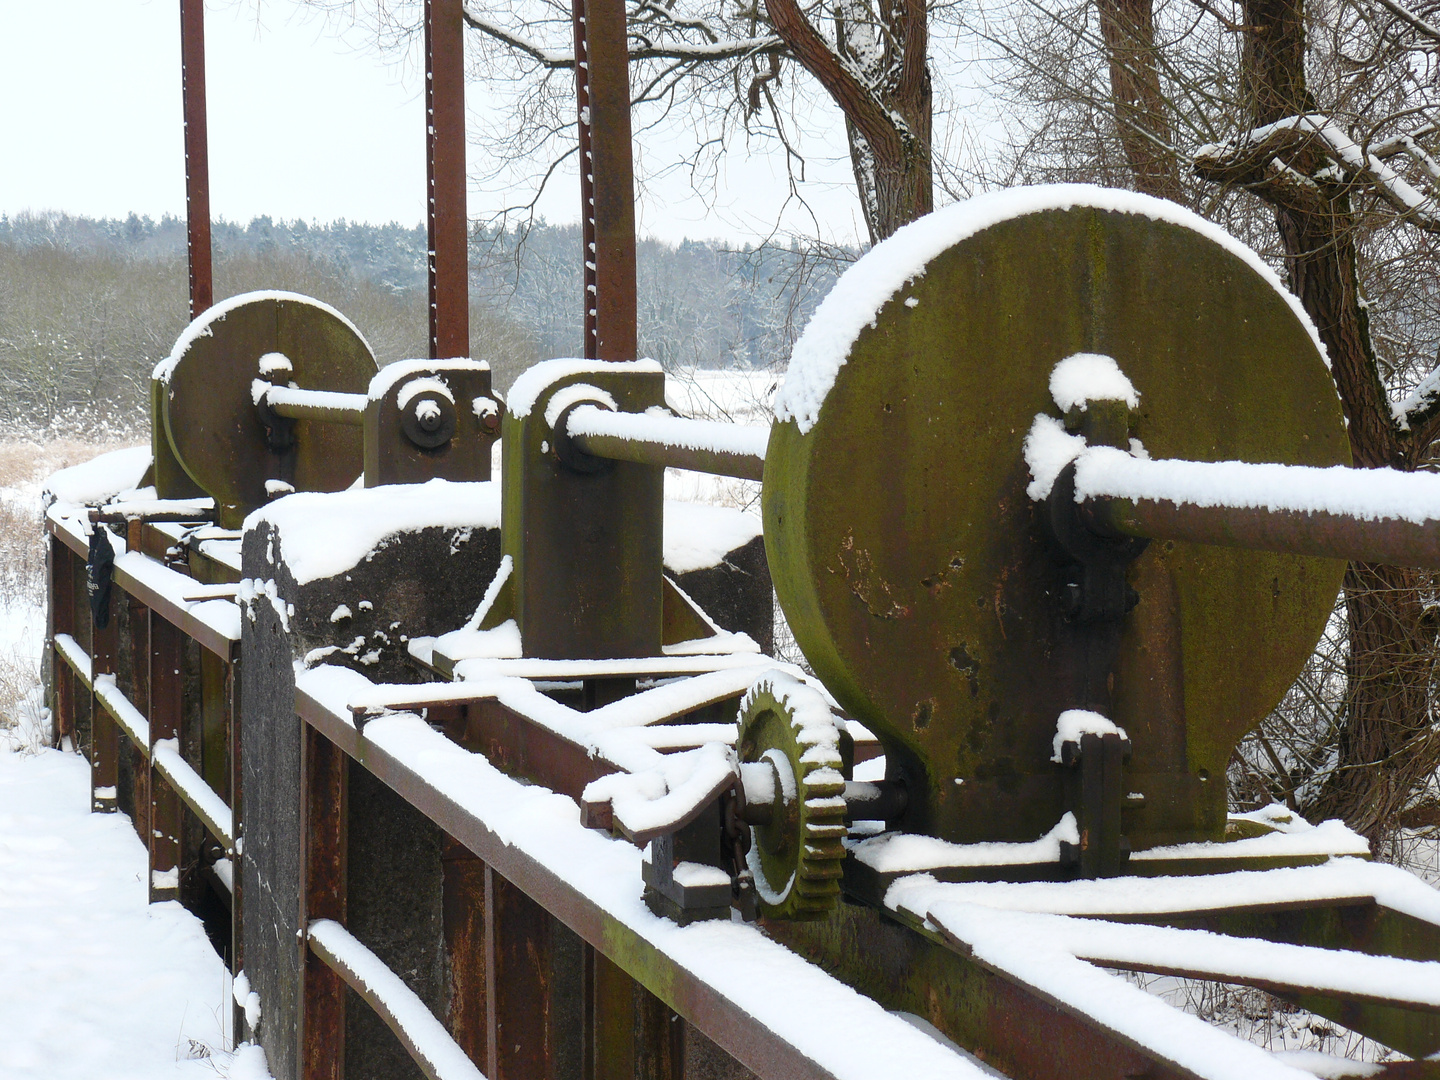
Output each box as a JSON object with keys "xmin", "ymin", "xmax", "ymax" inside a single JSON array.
[
  {"xmin": 763, "ymin": 201, "xmax": 1349, "ymax": 850},
  {"xmin": 161, "ymin": 293, "xmax": 377, "ymax": 527}
]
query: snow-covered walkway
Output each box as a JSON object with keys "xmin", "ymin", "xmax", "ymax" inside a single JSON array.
[{"xmin": 0, "ymin": 742, "xmax": 268, "ymax": 1078}]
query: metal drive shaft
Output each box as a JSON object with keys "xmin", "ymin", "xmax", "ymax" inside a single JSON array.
[{"xmin": 1074, "ymin": 449, "xmax": 1440, "ymax": 569}]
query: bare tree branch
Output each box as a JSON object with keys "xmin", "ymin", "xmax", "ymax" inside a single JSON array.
[
  {"xmin": 1371, "ymin": 0, "xmax": 1440, "ymax": 45},
  {"xmin": 1195, "ymin": 113, "xmax": 1440, "ymax": 229},
  {"xmin": 461, "ymin": 3, "xmax": 785, "ymax": 67}
]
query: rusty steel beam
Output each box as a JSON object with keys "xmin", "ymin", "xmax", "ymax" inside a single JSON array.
[
  {"xmin": 149, "ymin": 612, "xmax": 184, "ymax": 903},
  {"xmin": 486, "ymin": 868, "xmax": 559, "ymax": 1080},
  {"xmin": 300, "ymin": 726, "xmax": 348, "ymax": 1079},
  {"xmin": 571, "ymin": 0, "xmax": 598, "ymax": 358},
  {"xmin": 226, "ymin": 628, "xmax": 244, "ymax": 981},
  {"xmin": 46, "ymin": 516, "xmax": 238, "ymax": 661},
  {"xmin": 572, "ymin": 0, "xmax": 637, "ymax": 360},
  {"xmin": 1091, "ymin": 495, "xmax": 1440, "ymax": 570},
  {"xmin": 766, "ymin": 907, "xmax": 1196, "ymax": 1080},
  {"xmin": 295, "ymin": 685, "xmax": 847, "ymax": 1080},
  {"xmin": 180, "ymin": 0, "xmax": 213, "ymax": 318},
  {"xmin": 426, "ymin": 0, "xmax": 470, "ymax": 360},
  {"xmin": 440, "ymin": 698, "xmax": 611, "ymax": 802},
  {"xmin": 442, "ymin": 836, "xmax": 489, "ymax": 1067},
  {"xmin": 308, "ymin": 919, "xmax": 487, "ymax": 1080},
  {"xmin": 49, "ymin": 540, "xmax": 78, "ymax": 746},
  {"xmin": 90, "ymin": 584, "xmax": 119, "ymax": 812}
]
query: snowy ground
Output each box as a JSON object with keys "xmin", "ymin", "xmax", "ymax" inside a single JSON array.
[
  {"xmin": 0, "ymin": 735, "xmax": 270, "ymax": 1078},
  {"xmin": 0, "ymin": 440, "xmax": 270, "ymax": 1079}
]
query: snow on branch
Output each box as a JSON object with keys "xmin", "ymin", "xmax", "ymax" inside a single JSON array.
[
  {"xmin": 1392, "ymin": 364, "xmax": 1440, "ymax": 433},
  {"xmin": 461, "ymin": 7, "xmax": 572, "ymax": 67},
  {"xmin": 461, "ymin": 3, "xmax": 783, "ymax": 69},
  {"xmin": 1371, "ymin": 0, "xmax": 1440, "ymax": 44},
  {"xmin": 1195, "ymin": 113, "xmax": 1440, "ymax": 230},
  {"xmin": 1372, "ymin": 127, "xmax": 1440, "ymax": 183}
]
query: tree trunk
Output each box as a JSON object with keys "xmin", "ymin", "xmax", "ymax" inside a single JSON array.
[
  {"xmin": 843, "ymin": 98, "xmax": 932, "ymax": 243},
  {"xmin": 1317, "ymin": 563, "xmax": 1440, "ymax": 842},
  {"xmin": 1096, "ymin": 0, "xmax": 1184, "ymax": 202},
  {"xmin": 766, "ymin": 0, "xmax": 932, "ymax": 243},
  {"xmin": 1225, "ymin": 0, "xmax": 1440, "ymax": 846}
]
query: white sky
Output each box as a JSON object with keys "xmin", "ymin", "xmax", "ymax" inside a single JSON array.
[{"xmin": 0, "ymin": 0, "xmax": 870, "ymax": 245}]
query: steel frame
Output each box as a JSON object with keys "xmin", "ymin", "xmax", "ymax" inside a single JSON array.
[{"xmin": 47, "ymin": 511, "xmax": 241, "ymax": 964}]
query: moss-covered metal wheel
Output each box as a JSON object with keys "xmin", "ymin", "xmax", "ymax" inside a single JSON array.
[
  {"xmin": 762, "ymin": 186, "xmax": 1349, "ymax": 852},
  {"xmin": 155, "ymin": 291, "xmax": 378, "ymax": 528},
  {"xmin": 737, "ymin": 672, "xmax": 848, "ymax": 920}
]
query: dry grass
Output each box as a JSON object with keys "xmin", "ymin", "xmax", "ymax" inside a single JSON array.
[
  {"xmin": 1117, "ymin": 973, "xmax": 1405, "ymax": 1068},
  {"xmin": 0, "ymin": 436, "xmax": 137, "ymax": 744}
]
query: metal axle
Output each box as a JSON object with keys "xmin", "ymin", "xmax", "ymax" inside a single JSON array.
[
  {"xmin": 262, "ymin": 385, "xmax": 368, "ymax": 426},
  {"xmin": 561, "ymin": 403, "xmax": 767, "ymax": 480},
  {"xmin": 1088, "ymin": 492, "xmax": 1440, "ymax": 570}
]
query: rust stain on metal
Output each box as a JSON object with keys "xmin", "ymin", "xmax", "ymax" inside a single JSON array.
[
  {"xmin": 834, "ymin": 533, "xmax": 910, "ymax": 620},
  {"xmin": 180, "ymin": 0, "xmax": 212, "ymax": 317}
]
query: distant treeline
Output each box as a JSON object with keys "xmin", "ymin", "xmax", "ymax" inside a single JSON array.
[{"xmin": 0, "ymin": 212, "xmax": 851, "ymax": 435}]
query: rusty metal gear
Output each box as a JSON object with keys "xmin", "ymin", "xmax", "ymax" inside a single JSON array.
[{"xmin": 736, "ymin": 671, "xmax": 848, "ymax": 920}]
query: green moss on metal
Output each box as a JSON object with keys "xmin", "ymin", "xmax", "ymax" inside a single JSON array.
[
  {"xmin": 598, "ymin": 916, "xmax": 679, "ymax": 1005},
  {"xmin": 763, "ymin": 205, "xmax": 1348, "ymax": 849},
  {"xmin": 501, "ymin": 368, "xmax": 665, "ymax": 659}
]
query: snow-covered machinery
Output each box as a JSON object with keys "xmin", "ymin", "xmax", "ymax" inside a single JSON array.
[
  {"xmin": 152, "ymin": 290, "xmax": 502, "ymax": 527},
  {"xmin": 45, "ymin": 186, "xmax": 1440, "ymax": 1080},
  {"xmin": 513, "ymin": 186, "xmax": 1440, "ymax": 1077}
]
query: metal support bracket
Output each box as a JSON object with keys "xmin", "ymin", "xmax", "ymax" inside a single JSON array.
[{"xmin": 1058, "ymin": 730, "xmax": 1132, "ymax": 877}]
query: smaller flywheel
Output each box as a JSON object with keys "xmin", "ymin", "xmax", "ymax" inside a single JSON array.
[{"xmin": 736, "ymin": 672, "xmax": 849, "ymax": 920}]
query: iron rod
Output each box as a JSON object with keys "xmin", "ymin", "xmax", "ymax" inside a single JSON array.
[
  {"xmin": 843, "ymin": 780, "xmax": 909, "ymax": 823},
  {"xmin": 564, "ymin": 406, "xmax": 766, "ymax": 479},
  {"xmin": 1091, "ymin": 496, "xmax": 1440, "ymax": 570},
  {"xmin": 426, "ymin": 0, "xmax": 470, "ymax": 361},
  {"xmin": 263, "ymin": 385, "xmax": 368, "ymax": 425},
  {"xmin": 569, "ymin": 430, "xmax": 765, "ymax": 480},
  {"xmin": 180, "ymin": 0, "xmax": 212, "ymax": 318}
]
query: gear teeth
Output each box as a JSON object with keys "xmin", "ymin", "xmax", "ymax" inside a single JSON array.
[{"xmin": 738, "ymin": 674, "xmax": 852, "ymax": 921}]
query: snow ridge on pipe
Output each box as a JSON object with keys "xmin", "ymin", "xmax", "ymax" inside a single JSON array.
[
  {"xmin": 566, "ymin": 404, "xmax": 770, "ymax": 459},
  {"xmin": 1075, "ymin": 445, "xmax": 1440, "ymax": 526}
]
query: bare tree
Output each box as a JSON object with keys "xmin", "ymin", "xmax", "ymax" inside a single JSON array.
[
  {"xmin": 328, "ymin": 0, "xmax": 937, "ymax": 242},
  {"xmin": 1192, "ymin": 0, "xmax": 1440, "ymax": 845}
]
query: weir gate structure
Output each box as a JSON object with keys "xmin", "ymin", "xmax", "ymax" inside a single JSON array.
[{"xmin": 39, "ymin": 2, "xmax": 1440, "ymax": 1079}]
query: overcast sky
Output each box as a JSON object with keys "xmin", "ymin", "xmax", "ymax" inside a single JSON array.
[{"xmin": 0, "ymin": 0, "xmax": 868, "ymax": 244}]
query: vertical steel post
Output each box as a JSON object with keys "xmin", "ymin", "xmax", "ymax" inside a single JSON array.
[
  {"xmin": 426, "ymin": 0, "xmax": 471, "ymax": 360},
  {"xmin": 180, "ymin": 0, "xmax": 213, "ymax": 318},
  {"xmin": 572, "ymin": 0, "xmax": 637, "ymax": 360},
  {"xmin": 442, "ymin": 834, "xmax": 489, "ymax": 1068},
  {"xmin": 149, "ymin": 614, "xmax": 183, "ymax": 904},
  {"xmin": 300, "ymin": 726, "xmax": 348, "ymax": 1078},
  {"xmin": 90, "ymin": 585, "xmax": 119, "ymax": 812},
  {"xmin": 50, "ymin": 539, "xmax": 74, "ymax": 748},
  {"xmin": 484, "ymin": 867, "xmax": 553, "ymax": 1079},
  {"xmin": 228, "ymin": 653, "xmax": 244, "ymax": 986}
]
